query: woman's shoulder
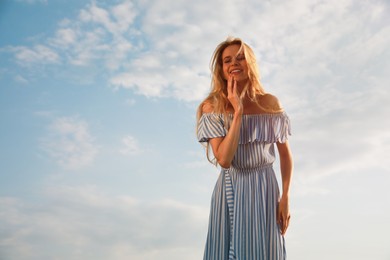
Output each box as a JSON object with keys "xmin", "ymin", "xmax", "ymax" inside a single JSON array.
[
  {"xmin": 257, "ymin": 93, "xmax": 284, "ymax": 113},
  {"xmin": 201, "ymin": 100, "xmax": 214, "ymax": 113}
]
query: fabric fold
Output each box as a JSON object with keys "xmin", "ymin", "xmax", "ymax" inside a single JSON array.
[{"xmin": 197, "ymin": 113, "xmax": 291, "ymax": 144}]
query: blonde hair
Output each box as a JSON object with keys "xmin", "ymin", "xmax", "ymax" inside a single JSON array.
[{"xmin": 196, "ymin": 37, "xmax": 266, "ymax": 164}]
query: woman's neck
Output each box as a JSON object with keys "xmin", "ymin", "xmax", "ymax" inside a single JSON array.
[{"xmin": 235, "ymin": 80, "xmax": 249, "ymax": 94}]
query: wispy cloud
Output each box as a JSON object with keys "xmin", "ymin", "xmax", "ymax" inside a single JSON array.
[
  {"xmin": 0, "ymin": 186, "xmax": 207, "ymax": 259},
  {"xmin": 14, "ymin": 75, "xmax": 29, "ymax": 84},
  {"xmin": 40, "ymin": 116, "xmax": 98, "ymax": 170},
  {"xmin": 79, "ymin": 1, "xmax": 137, "ymax": 36},
  {"xmin": 1, "ymin": 1, "xmax": 390, "ymax": 259},
  {"xmin": 4, "ymin": 0, "xmax": 389, "ymax": 103},
  {"xmin": 120, "ymin": 135, "xmax": 142, "ymax": 155},
  {"xmin": 9, "ymin": 45, "xmax": 60, "ymax": 65},
  {"xmin": 2, "ymin": 0, "xmax": 214, "ymax": 101},
  {"xmin": 4, "ymin": 0, "xmax": 390, "ymax": 178},
  {"xmin": 4, "ymin": 1, "xmax": 138, "ymax": 71}
]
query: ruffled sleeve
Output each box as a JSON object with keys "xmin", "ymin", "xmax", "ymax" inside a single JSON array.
[
  {"xmin": 239, "ymin": 113, "xmax": 291, "ymax": 144},
  {"xmin": 197, "ymin": 112, "xmax": 291, "ymax": 144},
  {"xmin": 197, "ymin": 113, "xmax": 227, "ymax": 143}
]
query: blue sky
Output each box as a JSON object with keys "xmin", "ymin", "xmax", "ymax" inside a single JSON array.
[{"xmin": 1, "ymin": 0, "xmax": 389, "ymax": 259}]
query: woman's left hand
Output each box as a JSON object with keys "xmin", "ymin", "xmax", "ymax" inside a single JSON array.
[{"xmin": 277, "ymin": 196, "xmax": 291, "ymax": 235}]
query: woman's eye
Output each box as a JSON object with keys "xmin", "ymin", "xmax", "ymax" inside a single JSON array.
[
  {"xmin": 236, "ymin": 55, "xmax": 245, "ymax": 61},
  {"xmin": 224, "ymin": 59, "xmax": 231, "ymax": 64}
]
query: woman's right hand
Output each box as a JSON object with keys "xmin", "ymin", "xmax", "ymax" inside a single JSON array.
[
  {"xmin": 208, "ymin": 76, "xmax": 243, "ymax": 168},
  {"xmin": 227, "ymin": 75, "xmax": 243, "ymax": 115}
]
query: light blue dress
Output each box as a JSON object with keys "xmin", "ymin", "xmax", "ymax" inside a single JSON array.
[{"xmin": 197, "ymin": 112, "xmax": 291, "ymax": 260}]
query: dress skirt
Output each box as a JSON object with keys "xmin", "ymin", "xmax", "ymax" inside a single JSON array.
[{"xmin": 203, "ymin": 165, "xmax": 286, "ymax": 260}]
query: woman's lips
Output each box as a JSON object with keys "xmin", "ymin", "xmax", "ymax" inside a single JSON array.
[{"xmin": 230, "ymin": 69, "xmax": 241, "ymax": 75}]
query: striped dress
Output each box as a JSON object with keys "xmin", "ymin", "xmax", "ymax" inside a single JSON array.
[{"xmin": 197, "ymin": 112, "xmax": 291, "ymax": 260}]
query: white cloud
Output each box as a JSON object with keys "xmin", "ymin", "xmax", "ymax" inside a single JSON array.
[
  {"xmin": 4, "ymin": 0, "xmax": 390, "ymax": 182},
  {"xmin": 0, "ymin": 186, "xmax": 207, "ymax": 260},
  {"xmin": 41, "ymin": 116, "xmax": 98, "ymax": 170},
  {"xmin": 4, "ymin": 0, "xmax": 389, "ymax": 103},
  {"xmin": 51, "ymin": 28, "xmax": 77, "ymax": 48},
  {"xmin": 2, "ymin": 2, "xmax": 390, "ymax": 259},
  {"xmin": 10, "ymin": 45, "xmax": 59, "ymax": 65},
  {"xmin": 120, "ymin": 135, "xmax": 142, "ymax": 155},
  {"xmin": 69, "ymin": 28, "xmax": 109, "ymax": 66},
  {"xmin": 78, "ymin": 1, "xmax": 137, "ymax": 36},
  {"xmin": 14, "ymin": 75, "xmax": 29, "ymax": 84},
  {"xmin": 3, "ymin": 1, "xmax": 139, "ymax": 72},
  {"xmin": 3, "ymin": 0, "xmax": 388, "ymax": 187},
  {"xmin": 110, "ymin": 72, "xmax": 167, "ymax": 97},
  {"xmin": 58, "ymin": 1, "xmax": 138, "ymax": 69},
  {"xmin": 111, "ymin": 1, "xmax": 138, "ymax": 34}
]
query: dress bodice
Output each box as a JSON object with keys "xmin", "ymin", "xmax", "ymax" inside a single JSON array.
[{"xmin": 197, "ymin": 113, "xmax": 291, "ymax": 169}]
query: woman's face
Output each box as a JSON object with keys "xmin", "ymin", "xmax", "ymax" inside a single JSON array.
[{"xmin": 221, "ymin": 44, "xmax": 249, "ymax": 83}]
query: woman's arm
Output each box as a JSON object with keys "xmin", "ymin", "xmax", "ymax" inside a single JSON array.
[
  {"xmin": 209, "ymin": 112, "xmax": 241, "ymax": 168},
  {"xmin": 205, "ymin": 76, "xmax": 243, "ymax": 168},
  {"xmin": 276, "ymin": 140, "xmax": 294, "ymax": 235}
]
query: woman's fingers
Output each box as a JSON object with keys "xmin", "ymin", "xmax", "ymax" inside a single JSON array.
[
  {"xmin": 232, "ymin": 76, "xmax": 237, "ymax": 95},
  {"xmin": 227, "ymin": 75, "xmax": 243, "ymax": 114},
  {"xmin": 277, "ymin": 206, "xmax": 290, "ymax": 235},
  {"xmin": 282, "ymin": 216, "xmax": 288, "ymax": 235},
  {"xmin": 280, "ymin": 213, "xmax": 290, "ymax": 235},
  {"xmin": 228, "ymin": 76, "xmax": 238, "ymax": 99},
  {"xmin": 227, "ymin": 75, "xmax": 234, "ymax": 96}
]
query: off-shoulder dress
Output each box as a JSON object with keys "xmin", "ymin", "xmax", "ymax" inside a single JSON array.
[{"xmin": 197, "ymin": 112, "xmax": 291, "ymax": 260}]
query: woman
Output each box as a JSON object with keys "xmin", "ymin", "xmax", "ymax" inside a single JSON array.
[{"xmin": 197, "ymin": 37, "xmax": 293, "ymax": 260}]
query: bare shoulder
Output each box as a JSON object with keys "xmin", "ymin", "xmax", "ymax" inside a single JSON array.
[
  {"xmin": 258, "ymin": 93, "xmax": 284, "ymax": 112},
  {"xmin": 201, "ymin": 100, "xmax": 215, "ymax": 113}
]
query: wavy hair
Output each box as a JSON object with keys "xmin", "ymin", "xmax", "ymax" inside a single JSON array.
[
  {"xmin": 198, "ymin": 37, "xmax": 265, "ymax": 116},
  {"xmin": 196, "ymin": 37, "xmax": 267, "ymax": 164}
]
